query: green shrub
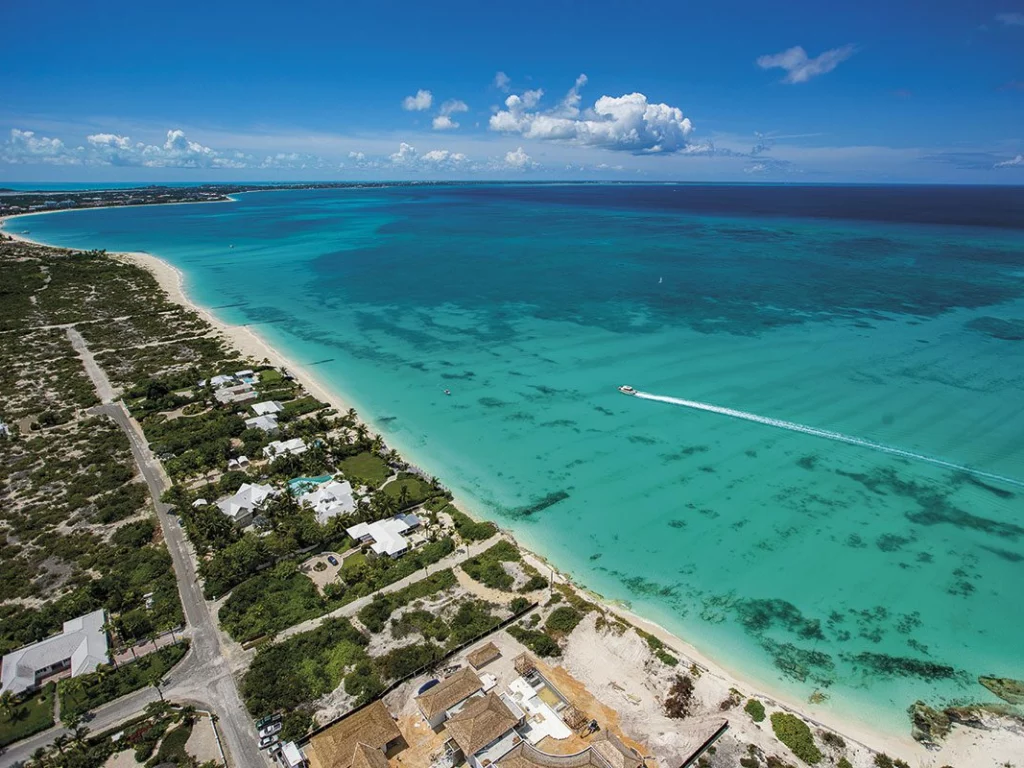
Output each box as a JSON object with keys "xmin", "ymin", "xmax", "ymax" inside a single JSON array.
[
  {"xmin": 448, "ymin": 507, "xmax": 497, "ymax": 542},
  {"xmin": 837, "ymin": 759, "xmax": 853, "ymax": 768},
  {"xmin": 771, "ymin": 712, "xmax": 822, "ymax": 764},
  {"xmin": 745, "ymin": 698, "xmax": 766, "ymax": 722},
  {"xmin": 656, "ymin": 649, "xmax": 679, "ymax": 666},
  {"xmin": 545, "ymin": 606, "xmax": 583, "ymax": 635},
  {"xmin": 507, "ymin": 624, "xmax": 560, "ymax": 657},
  {"xmin": 509, "ymin": 597, "xmax": 531, "ymax": 614}
]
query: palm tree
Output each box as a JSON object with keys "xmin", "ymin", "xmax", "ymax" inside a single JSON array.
[
  {"xmin": 30, "ymin": 746, "xmax": 49, "ymax": 767},
  {"xmin": 71, "ymin": 724, "xmax": 90, "ymax": 747},
  {"xmin": 0, "ymin": 689, "xmax": 16, "ymax": 719},
  {"xmin": 179, "ymin": 704, "xmax": 198, "ymax": 725},
  {"xmin": 152, "ymin": 677, "xmax": 167, "ymax": 702},
  {"xmin": 53, "ymin": 734, "xmax": 69, "ymax": 755}
]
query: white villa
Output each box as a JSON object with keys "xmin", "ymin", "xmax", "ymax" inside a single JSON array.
[
  {"xmin": 245, "ymin": 414, "xmax": 279, "ymax": 433},
  {"xmin": 251, "ymin": 400, "xmax": 284, "ymax": 416},
  {"xmin": 216, "ymin": 482, "xmax": 276, "ymax": 526},
  {"xmin": 263, "ymin": 438, "xmax": 307, "ymax": 459},
  {"xmin": 298, "ymin": 480, "xmax": 356, "ymax": 525},
  {"xmin": 0, "ymin": 609, "xmax": 109, "ymax": 696},
  {"xmin": 214, "ymin": 383, "xmax": 257, "ymax": 404},
  {"xmin": 346, "ymin": 513, "xmax": 422, "ymax": 558}
]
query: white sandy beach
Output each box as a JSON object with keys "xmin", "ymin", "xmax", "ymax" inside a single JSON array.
[{"xmin": 3, "ymin": 215, "xmax": 1021, "ymax": 768}]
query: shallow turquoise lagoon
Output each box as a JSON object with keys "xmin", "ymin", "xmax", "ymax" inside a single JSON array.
[{"xmin": 13, "ymin": 184, "xmax": 1024, "ymax": 733}]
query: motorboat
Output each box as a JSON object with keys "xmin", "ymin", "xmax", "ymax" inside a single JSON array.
[{"xmin": 618, "ymin": 385, "xmax": 636, "ymax": 395}]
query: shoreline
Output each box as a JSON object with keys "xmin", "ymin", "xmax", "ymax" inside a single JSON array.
[{"xmin": 0, "ymin": 214, "xmax": 980, "ymax": 766}]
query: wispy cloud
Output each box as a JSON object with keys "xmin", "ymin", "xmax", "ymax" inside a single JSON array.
[
  {"xmin": 995, "ymin": 12, "xmax": 1024, "ymax": 26},
  {"xmin": 995, "ymin": 154, "xmax": 1023, "ymax": 167},
  {"xmin": 757, "ymin": 44, "xmax": 857, "ymax": 84},
  {"xmin": 493, "ymin": 71, "xmax": 511, "ymax": 92}
]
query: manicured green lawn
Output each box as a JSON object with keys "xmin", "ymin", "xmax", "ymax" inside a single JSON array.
[
  {"xmin": 341, "ymin": 551, "xmax": 368, "ymax": 574},
  {"xmin": 339, "ymin": 451, "xmax": 391, "ymax": 487},
  {"xmin": 381, "ymin": 475, "xmax": 433, "ymax": 507},
  {"xmin": 60, "ymin": 642, "xmax": 189, "ymax": 720},
  {"xmin": 0, "ymin": 683, "xmax": 55, "ymax": 748}
]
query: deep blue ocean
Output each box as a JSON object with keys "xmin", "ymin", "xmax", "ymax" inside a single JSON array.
[{"xmin": 11, "ymin": 183, "xmax": 1024, "ymax": 733}]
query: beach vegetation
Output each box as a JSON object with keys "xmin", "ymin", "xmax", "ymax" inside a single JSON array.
[
  {"xmin": 745, "ymin": 698, "xmax": 767, "ymax": 722},
  {"xmin": 447, "ymin": 506, "xmax": 498, "ymax": 542},
  {"xmin": 357, "ymin": 569, "xmax": 457, "ymax": 632},
  {"xmin": 820, "ymin": 730, "xmax": 846, "ymax": 750},
  {"xmin": 545, "ymin": 606, "xmax": 584, "ymax": 635},
  {"xmin": 507, "ymin": 624, "xmax": 561, "ymax": 657},
  {"xmin": 656, "ymin": 650, "xmax": 680, "ymax": 666},
  {"xmin": 664, "ymin": 674, "xmax": 695, "ymax": 719},
  {"xmin": 770, "ymin": 712, "xmax": 823, "ymax": 764},
  {"xmin": 218, "ymin": 563, "xmax": 328, "ymax": 643},
  {"xmin": 837, "ymin": 759, "xmax": 853, "ymax": 768},
  {"xmin": 242, "ymin": 617, "xmax": 370, "ymax": 717},
  {"xmin": 461, "ymin": 539, "xmax": 548, "ymax": 593}
]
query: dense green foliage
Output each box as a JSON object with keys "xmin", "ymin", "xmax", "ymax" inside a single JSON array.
[
  {"xmin": 507, "ymin": 624, "xmax": 561, "ymax": 657},
  {"xmin": 61, "ymin": 643, "xmax": 189, "ymax": 720},
  {"xmin": 745, "ymin": 698, "xmax": 766, "ymax": 722},
  {"xmin": 461, "ymin": 540, "xmax": 519, "ymax": 590},
  {"xmin": 771, "ymin": 712, "xmax": 823, "ymax": 764},
  {"xmin": 357, "ymin": 569, "xmax": 457, "ymax": 632},
  {"xmin": 0, "ymin": 683, "xmax": 55, "ymax": 748},
  {"xmin": 545, "ymin": 606, "xmax": 584, "ymax": 635},
  {"xmin": 151, "ymin": 720, "xmax": 194, "ymax": 765},
  {"xmin": 447, "ymin": 506, "xmax": 498, "ymax": 542},
  {"xmin": 242, "ymin": 617, "xmax": 372, "ymax": 717},
  {"xmin": 219, "ymin": 564, "xmax": 329, "ymax": 643}
]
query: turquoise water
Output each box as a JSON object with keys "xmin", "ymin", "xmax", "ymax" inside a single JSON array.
[{"xmin": 11, "ymin": 185, "xmax": 1024, "ymax": 734}]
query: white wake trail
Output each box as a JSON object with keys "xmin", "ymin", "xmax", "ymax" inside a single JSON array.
[{"xmin": 634, "ymin": 391, "xmax": 1024, "ymax": 489}]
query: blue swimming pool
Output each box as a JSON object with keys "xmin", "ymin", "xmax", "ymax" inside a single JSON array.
[{"xmin": 287, "ymin": 475, "xmax": 332, "ymax": 493}]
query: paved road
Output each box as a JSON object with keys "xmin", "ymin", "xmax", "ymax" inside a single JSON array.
[
  {"xmin": 96, "ymin": 402, "xmax": 269, "ymax": 768},
  {"xmin": 66, "ymin": 326, "xmax": 116, "ymax": 403}
]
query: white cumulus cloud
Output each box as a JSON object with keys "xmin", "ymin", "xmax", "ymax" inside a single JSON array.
[
  {"xmin": 2, "ymin": 129, "xmax": 80, "ymax": 165},
  {"xmin": 489, "ymin": 77, "xmax": 694, "ymax": 154},
  {"xmin": 389, "ymin": 143, "xmax": 469, "ymax": 169},
  {"xmin": 504, "ymin": 147, "xmax": 535, "ymax": 169},
  {"xmin": 432, "ymin": 99, "xmax": 469, "ymax": 130},
  {"xmin": 757, "ymin": 44, "xmax": 856, "ymax": 84},
  {"xmin": 995, "ymin": 154, "xmax": 1024, "ymax": 168},
  {"xmin": 402, "ymin": 89, "xmax": 433, "ymax": 111}
]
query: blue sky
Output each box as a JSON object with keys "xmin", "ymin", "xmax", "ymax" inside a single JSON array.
[{"xmin": 1, "ymin": 0, "xmax": 1022, "ymax": 182}]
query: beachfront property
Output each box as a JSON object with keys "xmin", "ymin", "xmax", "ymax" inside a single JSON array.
[
  {"xmin": 498, "ymin": 731, "xmax": 643, "ymax": 768},
  {"xmin": 0, "ymin": 609, "xmax": 109, "ymax": 696},
  {"xmin": 215, "ymin": 382, "xmax": 258, "ymax": 404},
  {"xmin": 252, "ymin": 400, "xmax": 284, "ymax": 416},
  {"xmin": 216, "ymin": 482, "xmax": 276, "ymax": 526},
  {"xmin": 346, "ymin": 513, "xmax": 423, "ymax": 558},
  {"xmin": 205, "ymin": 374, "xmax": 236, "ymax": 388},
  {"xmin": 264, "ymin": 437, "xmax": 308, "ymax": 459},
  {"xmin": 304, "ymin": 700, "xmax": 401, "ymax": 768},
  {"xmin": 415, "ymin": 667, "xmax": 486, "ymax": 729},
  {"xmin": 245, "ymin": 413, "xmax": 280, "ymax": 433},
  {"xmin": 298, "ymin": 479, "xmax": 357, "ymax": 524}
]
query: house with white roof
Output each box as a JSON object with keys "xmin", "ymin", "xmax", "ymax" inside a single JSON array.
[
  {"xmin": 251, "ymin": 400, "xmax": 284, "ymax": 416},
  {"xmin": 244, "ymin": 414, "xmax": 279, "ymax": 433},
  {"xmin": 264, "ymin": 438, "xmax": 307, "ymax": 459},
  {"xmin": 207, "ymin": 374, "xmax": 236, "ymax": 388},
  {"xmin": 346, "ymin": 513, "xmax": 422, "ymax": 558},
  {"xmin": 214, "ymin": 383, "xmax": 257, "ymax": 404},
  {"xmin": 1, "ymin": 609, "xmax": 109, "ymax": 696},
  {"xmin": 216, "ymin": 482, "xmax": 276, "ymax": 526},
  {"xmin": 298, "ymin": 480, "xmax": 356, "ymax": 525}
]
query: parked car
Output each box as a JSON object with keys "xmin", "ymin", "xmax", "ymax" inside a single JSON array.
[
  {"xmin": 327, "ymin": 555, "xmax": 339, "ymax": 566},
  {"xmin": 259, "ymin": 722, "xmax": 282, "ymax": 738},
  {"xmin": 259, "ymin": 735, "xmax": 279, "ymax": 750}
]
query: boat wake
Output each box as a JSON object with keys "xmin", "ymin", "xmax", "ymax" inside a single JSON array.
[{"xmin": 634, "ymin": 390, "xmax": 1024, "ymax": 489}]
